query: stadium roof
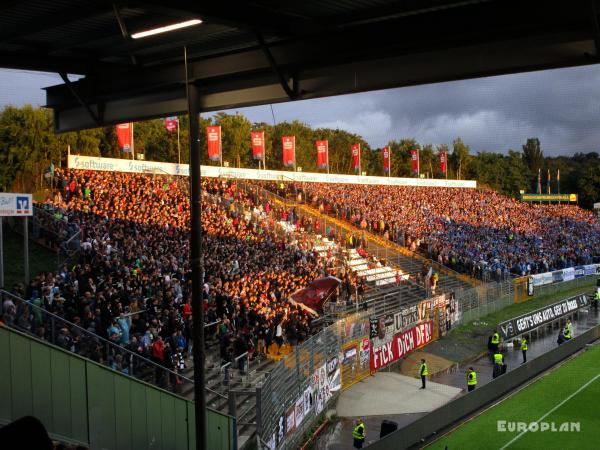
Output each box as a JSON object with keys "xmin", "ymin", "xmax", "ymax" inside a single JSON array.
[{"xmin": 2, "ymin": 0, "xmax": 600, "ymax": 131}]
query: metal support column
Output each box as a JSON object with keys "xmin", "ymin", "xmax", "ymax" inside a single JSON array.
[
  {"xmin": 0, "ymin": 217, "xmax": 3, "ymax": 288},
  {"xmin": 24, "ymin": 217, "xmax": 29, "ymax": 285},
  {"xmin": 186, "ymin": 48, "xmax": 206, "ymax": 450}
]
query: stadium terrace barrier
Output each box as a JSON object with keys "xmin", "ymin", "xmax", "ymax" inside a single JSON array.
[
  {"xmin": 0, "ymin": 326, "xmax": 236, "ymax": 450},
  {"xmin": 67, "ymin": 154, "xmax": 477, "ymax": 188},
  {"xmin": 365, "ymin": 313, "xmax": 600, "ymax": 450}
]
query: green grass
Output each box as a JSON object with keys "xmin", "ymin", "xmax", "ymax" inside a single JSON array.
[
  {"xmin": 2, "ymin": 226, "xmax": 57, "ymax": 289},
  {"xmin": 427, "ymin": 343, "xmax": 600, "ymax": 450},
  {"xmin": 453, "ymin": 279, "xmax": 595, "ymax": 342}
]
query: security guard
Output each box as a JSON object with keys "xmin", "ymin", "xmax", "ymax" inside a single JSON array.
[
  {"xmin": 467, "ymin": 367, "xmax": 477, "ymax": 392},
  {"xmin": 491, "ymin": 331, "xmax": 500, "ymax": 354},
  {"xmin": 352, "ymin": 418, "xmax": 366, "ymax": 449},
  {"xmin": 419, "ymin": 358, "xmax": 429, "ymax": 389},
  {"xmin": 520, "ymin": 336, "xmax": 528, "ymax": 363},
  {"xmin": 493, "ymin": 351, "xmax": 504, "ymax": 378},
  {"xmin": 593, "ymin": 291, "xmax": 599, "ymax": 310},
  {"xmin": 563, "ymin": 324, "xmax": 572, "ymax": 340},
  {"xmin": 566, "ymin": 319, "xmax": 573, "ymax": 337}
]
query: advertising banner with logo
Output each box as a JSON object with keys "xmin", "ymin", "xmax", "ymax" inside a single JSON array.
[
  {"xmin": 410, "ymin": 149, "xmax": 419, "ymax": 175},
  {"xmin": 439, "ymin": 150, "xmax": 447, "ymax": 174},
  {"xmin": 251, "ymin": 131, "xmax": 265, "ymax": 160},
  {"xmin": 351, "ymin": 144, "xmax": 361, "ymax": 172},
  {"xmin": 115, "ymin": 123, "xmax": 133, "ymax": 152},
  {"xmin": 371, "ymin": 321, "xmax": 434, "ymax": 371},
  {"xmin": 164, "ymin": 117, "xmax": 178, "ymax": 132},
  {"xmin": 0, "ymin": 193, "xmax": 33, "ymax": 217},
  {"xmin": 316, "ymin": 140, "xmax": 329, "ymax": 169},
  {"xmin": 68, "ymin": 154, "xmax": 478, "ymax": 187},
  {"xmin": 282, "ymin": 136, "xmax": 296, "ymax": 167},
  {"xmin": 498, "ymin": 294, "xmax": 589, "ymax": 339},
  {"xmin": 383, "ymin": 146, "xmax": 390, "ymax": 174},
  {"xmin": 206, "ymin": 126, "xmax": 222, "ymax": 161}
]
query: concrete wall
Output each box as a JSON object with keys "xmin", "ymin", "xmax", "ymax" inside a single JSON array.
[{"xmin": 0, "ymin": 327, "xmax": 235, "ymax": 450}]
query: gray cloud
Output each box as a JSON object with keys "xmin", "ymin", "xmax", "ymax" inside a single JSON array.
[{"xmin": 3, "ymin": 64, "xmax": 600, "ymax": 156}]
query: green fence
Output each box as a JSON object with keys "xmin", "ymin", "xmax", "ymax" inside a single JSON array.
[{"xmin": 0, "ymin": 326, "xmax": 236, "ymax": 450}]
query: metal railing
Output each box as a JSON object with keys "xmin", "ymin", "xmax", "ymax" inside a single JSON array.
[{"xmin": 0, "ymin": 289, "xmax": 227, "ymax": 401}]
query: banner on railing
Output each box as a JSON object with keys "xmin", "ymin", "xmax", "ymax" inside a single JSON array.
[
  {"xmin": 529, "ymin": 264, "xmax": 600, "ymax": 288},
  {"xmin": 371, "ymin": 321, "xmax": 434, "ymax": 371},
  {"xmin": 498, "ymin": 294, "xmax": 589, "ymax": 339}
]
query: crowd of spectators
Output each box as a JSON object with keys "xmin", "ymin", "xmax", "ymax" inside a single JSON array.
[
  {"xmin": 1, "ymin": 169, "xmax": 371, "ymax": 390},
  {"xmin": 271, "ymin": 182, "xmax": 600, "ymax": 280}
]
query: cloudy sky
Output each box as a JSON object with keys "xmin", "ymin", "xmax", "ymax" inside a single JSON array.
[{"xmin": 2, "ymin": 64, "xmax": 600, "ymax": 156}]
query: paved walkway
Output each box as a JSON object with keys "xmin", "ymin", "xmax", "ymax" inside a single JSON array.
[
  {"xmin": 313, "ymin": 306, "xmax": 600, "ymax": 450},
  {"xmin": 337, "ymin": 372, "xmax": 462, "ymax": 417}
]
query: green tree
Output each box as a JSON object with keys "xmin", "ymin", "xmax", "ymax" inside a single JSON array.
[{"xmin": 451, "ymin": 137, "xmax": 470, "ymax": 180}]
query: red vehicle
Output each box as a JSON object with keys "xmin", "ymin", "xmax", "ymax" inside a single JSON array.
[{"xmin": 288, "ymin": 276, "xmax": 341, "ymax": 316}]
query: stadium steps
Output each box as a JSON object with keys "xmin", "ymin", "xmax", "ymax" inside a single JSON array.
[{"xmin": 293, "ymin": 201, "xmax": 478, "ymax": 294}]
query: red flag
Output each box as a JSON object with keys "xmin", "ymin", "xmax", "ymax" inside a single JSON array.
[
  {"xmin": 316, "ymin": 140, "xmax": 328, "ymax": 169},
  {"xmin": 439, "ymin": 150, "xmax": 447, "ymax": 174},
  {"xmin": 383, "ymin": 146, "xmax": 390, "ymax": 174},
  {"xmin": 251, "ymin": 131, "xmax": 265, "ymax": 160},
  {"xmin": 282, "ymin": 136, "xmax": 296, "ymax": 167},
  {"xmin": 164, "ymin": 117, "xmax": 178, "ymax": 133},
  {"xmin": 116, "ymin": 123, "xmax": 133, "ymax": 152},
  {"xmin": 410, "ymin": 149, "xmax": 420, "ymax": 175},
  {"xmin": 206, "ymin": 126, "xmax": 222, "ymax": 161},
  {"xmin": 351, "ymin": 144, "xmax": 361, "ymax": 172}
]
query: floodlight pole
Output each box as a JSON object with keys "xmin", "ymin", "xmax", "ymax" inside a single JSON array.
[{"xmin": 186, "ymin": 50, "xmax": 207, "ymax": 450}]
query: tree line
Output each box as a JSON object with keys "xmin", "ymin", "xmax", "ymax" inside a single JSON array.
[{"xmin": 1, "ymin": 105, "xmax": 599, "ymax": 208}]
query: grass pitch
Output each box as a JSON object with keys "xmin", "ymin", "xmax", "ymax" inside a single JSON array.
[{"xmin": 427, "ymin": 342, "xmax": 600, "ymax": 450}]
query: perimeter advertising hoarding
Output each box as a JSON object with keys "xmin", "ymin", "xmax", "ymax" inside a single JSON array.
[
  {"xmin": 520, "ymin": 193, "xmax": 577, "ymax": 202},
  {"xmin": 68, "ymin": 154, "xmax": 477, "ymax": 188},
  {"xmin": 530, "ymin": 265, "xmax": 599, "ymax": 287},
  {"xmin": 498, "ymin": 294, "xmax": 589, "ymax": 339}
]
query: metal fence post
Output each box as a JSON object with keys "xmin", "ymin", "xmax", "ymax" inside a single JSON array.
[
  {"xmin": 228, "ymin": 389, "xmax": 237, "ymax": 418},
  {"xmin": 255, "ymin": 385, "xmax": 263, "ymax": 441}
]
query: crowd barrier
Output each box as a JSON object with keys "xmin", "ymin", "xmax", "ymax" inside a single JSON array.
[{"xmin": 0, "ymin": 326, "xmax": 236, "ymax": 450}]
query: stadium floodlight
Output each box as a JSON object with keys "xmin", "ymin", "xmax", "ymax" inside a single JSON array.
[{"xmin": 131, "ymin": 19, "xmax": 202, "ymax": 39}]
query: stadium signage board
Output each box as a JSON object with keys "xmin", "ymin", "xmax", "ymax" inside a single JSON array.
[
  {"xmin": 530, "ymin": 264, "xmax": 599, "ymax": 287},
  {"xmin": 498, "ymin": 294, "xmax": 589, "ymax": 339},
  {"xmin": 520, "ymin": 193, "xmax": 577, "ymax": 202},
  {"xmin": 68, "ymin": 154, "xmax": 477, "ymax": 188},
  {"xmin": 0, "ymin": 193, "xmax": 32, "ymax": 216}
]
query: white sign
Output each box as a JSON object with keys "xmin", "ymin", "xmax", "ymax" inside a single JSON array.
[
  {"xmin": 68, "ymin": 154, "xmax": 477, "ymax": 188},
  {"xmin": 0, "ymin": 193, "xmax": 33, "ymax": 217}
]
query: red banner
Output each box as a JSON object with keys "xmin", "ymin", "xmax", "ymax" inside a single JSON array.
[
  {"xmin": 251, "ymin": 131, "xmax": 265, "ymax": 160},
  {"xmin": 316, "ymin": 140, "xmax": 328, "ymax": 169},
  {"xmin": 206, "ymin": 126, "xmax": 221, "ymax": 161},
  {"xmin": 164, "ymin": 117, "xmax": 178, "ymax": 133},
  {"xmin": 351, "ymin": 144, "xmax": 361, "ymax": 172},
  {"xmin": 116, "ymin": 123, "xmax": 133, "ymax": 153},
  {"xmin": 383, "ymin": 146, "xmax": 390, "ymax": 174},
  {"xmin": 410, "ymin": 149, "xmax": 420, "ymax": 175},
  {"xmin": 439, "ymin": 150, "xmax": 447, "ymax": 174},
  {"xmin": 282, "ymin": 136, "xmax": 296, "ymax": 167},
  {"xmin": 371, "ymin": 321, "xmax": 434, "ymax": 371}
]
